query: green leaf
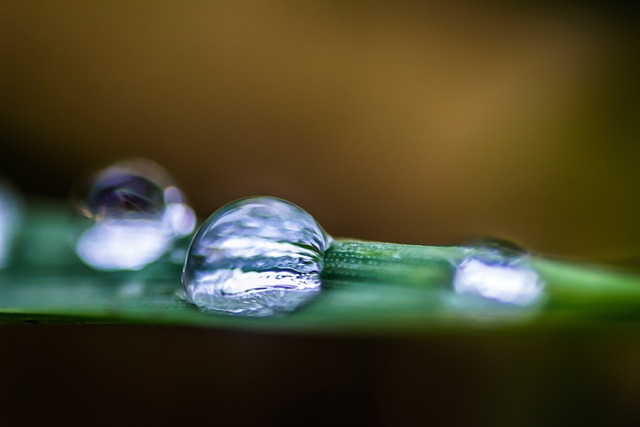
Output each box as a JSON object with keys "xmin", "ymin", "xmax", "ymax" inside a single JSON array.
[{"xmin": 1, "ymin": 201, "xmax": 640, "ymax": 336}]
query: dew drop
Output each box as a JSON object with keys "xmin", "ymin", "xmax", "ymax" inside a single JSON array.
[
  {"xmin": 453, "ymin": 238, "xmax": 544, "ymax": 306},
  {"xmin": 72, "ymin": 158, "xmax": 196, "ymax": 271},
  {"xmin": 182, "ymin": 197, "xmax": 332, "ymax": 316},
  {"xmin": 0, "ymin": 181, "xmax": 22, "ymax": 268}
]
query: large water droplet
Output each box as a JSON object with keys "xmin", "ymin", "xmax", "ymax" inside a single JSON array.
[
  {"xmin": 453, "ymin": 239, "xmax": 543, "ymax": 306},
  {"xmin": 0, "ymin": 181, "xmax": 22, "ymax": 268},
  {"xmin": 182, "ymin": 197, "xmax": 331, "ymax": 316},
  {"xmin": 72, "ymin": 158, "xmax": 196, "ymax": 271}
]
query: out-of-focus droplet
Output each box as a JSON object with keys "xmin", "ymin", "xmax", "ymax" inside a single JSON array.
[
  {"xmin": 182, "ymin": 197, "xmax": 331, "ymax": 316},
  {"xmin": 0, "ymin": 181, "xmax": 22, "ymax": 268},
  {"xmin": 72, "ymin": 158, "xmax": 196, "ymax": 271},
  {"xmin": 453, "ymin": 239, "xmax": 543, "ymax": 306}
]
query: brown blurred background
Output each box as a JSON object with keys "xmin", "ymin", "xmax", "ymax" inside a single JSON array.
[{"xmin": 1, "ymin": 1, "xmax": 639, "ymax": 258}]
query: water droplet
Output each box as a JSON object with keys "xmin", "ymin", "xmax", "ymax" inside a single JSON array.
[
  {"xmin": 0, "ymin": 181, "xmax": 22, "ymax": 268},
  {"xmin": 453, "ymin": 239, "xmax": 543, "ymax": 306},
  {"xmin": 182, "ymin": 197, "xmax": 331, "ymax": 316},
  {"xmin": 72, "ymin": 158, "xmax": 196, "ymax": 271}
]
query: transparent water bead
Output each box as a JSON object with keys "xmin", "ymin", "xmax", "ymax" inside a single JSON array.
[
  {"xmin": 72, "ymin": 158, "xmax": 196, "ymax": 271},
  {"xmin": 453, "ymin": 239, "xmax": 544, "ymax": 306},
  {"xmin": 182, "ymin": 197, "xmax": 332, "ymax": 316},
  {"xmin": 0, "ymin": 181, "xmax": 22, "ymax": 268}
]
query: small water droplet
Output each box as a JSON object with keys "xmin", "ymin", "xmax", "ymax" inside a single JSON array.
[
  {"xmin": 72, "ymin": 158, "xmax": 196, "ymax": 271},
  {"xmin": 182, "ymin": 197, "xmax": 332, "ymax": 316},
  {"xmin": 453, "ymin": 238, "xmax": 543, "ymax": 306},
  {"xmin": 0, "ymin": 181, "xmax": 22, "ymax": 268}
]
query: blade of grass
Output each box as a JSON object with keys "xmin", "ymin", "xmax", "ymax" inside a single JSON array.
[{"xmin": 1, "ymin": 201, "xmax": 640, "ymax": 336}]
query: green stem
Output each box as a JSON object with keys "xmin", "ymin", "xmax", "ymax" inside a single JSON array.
[
  {"xmin": 323, "ymin": 240, "xmax": 640, "ymax": 310},
  {"xmin": 534, "ymin": 258, "xmax": 640, "ymax": 309},
  {"xmin": 323, "ymin": 240, "xmax": 465, "ymax": 288}
]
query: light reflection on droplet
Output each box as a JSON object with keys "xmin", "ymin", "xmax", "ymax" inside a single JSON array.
[
  {"xmin": 182, "ymin": 197, "xmax": 331, "ymax": 316},
  {"xmin": 0, "ymin": 181, "xmax": 22, "ymax": 268},
  {"xmin": 76, "ymin": 220, "xmax": 172, "ymax": 271},
  {"xmin": 453, "ymin": 240, "xmax": 543, "ymax": 307},
  {"xmin": 72, "ymin": 159, "xmax": 196, "ymax": 271},
  {"xmin": 162, "ymin": 200, "xmax": 197, "ymax": 237}
]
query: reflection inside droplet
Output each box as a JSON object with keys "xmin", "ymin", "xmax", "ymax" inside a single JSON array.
[
  {"xmin": 76, "ymin": 220, "xmax": 172, "ymax": 271},
  {"xmin": 0, "ymin": 181, "xmax": 22, "ymax": 268},
  {"xmin": 161, "ymin": 195, "xmax": 196, "ymax": 237},
  {"xmin": 182, "ymin": 197, "xmax": 331, "ymax": 316},
  {"xmin": 453, "ymin": 240, "xmax": 543, "ymax": 306},
  {"xmin": 72, "ymin": 159, "xmax": 196, "ymax": 271}
]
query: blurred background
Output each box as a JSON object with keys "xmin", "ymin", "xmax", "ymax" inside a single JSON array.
[
  {"xmin": 1, "ymin": 0, "xmax": 639, "ymax": 259},
  {"xmin": 1, "ymin": 1, "xmax": 640, "ymax": 425}
]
